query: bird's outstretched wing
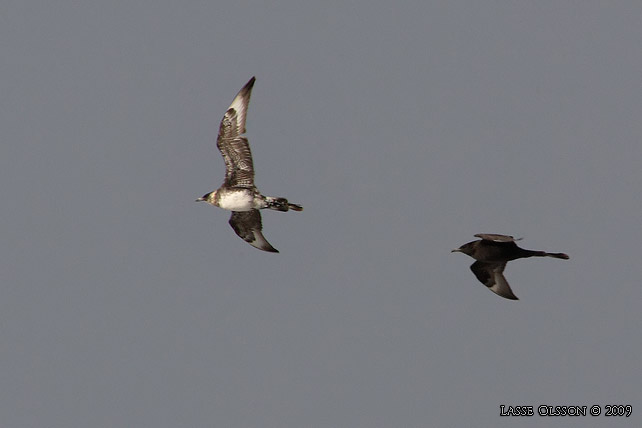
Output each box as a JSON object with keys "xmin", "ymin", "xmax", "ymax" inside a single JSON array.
[
  {"xmin": 474, "ymin": 233, "xmax": 521, "ymax": 243},
  {"xmin": 217, "ymin": 77, "xmax": 256, "ymax": 189},
  {"xmin": 470, "ymin": 261, "xmax": 518, "ymax": 300},
  {"xmin": 229, "ymin": 210, "xmax": 278, "ymax": 253}
]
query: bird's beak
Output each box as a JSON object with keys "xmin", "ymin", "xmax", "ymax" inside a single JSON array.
[
  {"xmin": 195, "ymin": 197, "xmax": 205, "ymax": 202},
  {"xmin": 451, "ymin": 248, "xmax": 462, "ymax": 253}
]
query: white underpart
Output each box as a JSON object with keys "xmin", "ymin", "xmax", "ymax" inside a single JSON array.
[{"xmin": 217, "ymin": 191, "xmax": 254, "ymax": 211}]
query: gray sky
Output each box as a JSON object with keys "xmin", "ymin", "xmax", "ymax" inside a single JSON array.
[{"xmin": 1, "ymin": 1, "xmax": 641, "ymax": 427}]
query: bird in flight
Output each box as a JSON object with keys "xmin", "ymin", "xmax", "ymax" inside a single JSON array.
[
  {"xmin": 196, "ymin": 77, "xmax": 302, "ymax": 252},
  {"xmin": 451, "ymin": 234, "xmax": 569, "ymax": 300}
]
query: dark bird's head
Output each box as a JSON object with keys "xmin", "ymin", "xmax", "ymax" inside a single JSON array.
[
  {"xmin": 195, "ymin": 191, "xmax": 217, "ymax": 205},
  {"xmin": 451, "ymin": 241, "xmax": 477, "ymax": 257}
]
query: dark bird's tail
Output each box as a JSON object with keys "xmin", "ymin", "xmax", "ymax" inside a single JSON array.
[
  {"xmin": 265, "ymin": 196, "xmax": 303, "ymax": 212},
  {"xmin": 526, "ymin": 250, "xmax": 570, "ymax": 260},
  {"xmin": 544, "ymin": 252, "xmax": 569, "ymax": 260}
]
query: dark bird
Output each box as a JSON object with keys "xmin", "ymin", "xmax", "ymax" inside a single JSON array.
[
  {"xmin": 196, "ymin": 77, "xmax": 302, "ymax": 252},
  {"xmin": 451, "ymin": 234, "xmax": 569, "ymax": 300}
]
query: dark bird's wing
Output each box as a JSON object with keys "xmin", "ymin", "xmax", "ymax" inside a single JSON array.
[
  {"xmin": 217, "ymin": 77, "xmax": 256, "ymax": 189},
  {"xmin": 229, "ymin": 210, "xmax": 278, "ymax": 253},
  {"xmin": 470, "ymin": 261, "xmax": 518, "ymax": 300},
  {"xmin": 474, "ymin": 233, "xmax": 520, "ymax": 242}
]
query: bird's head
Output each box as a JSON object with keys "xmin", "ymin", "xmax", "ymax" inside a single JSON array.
[
  {"xmin": 196, "ymin": 191, "xmax": 216, "ymax": 204},
  {"xmin": 451, "ymin": 241, "xmax": 476, "ymax": 257}
]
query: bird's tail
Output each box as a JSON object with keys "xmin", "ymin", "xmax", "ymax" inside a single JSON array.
[
  {"xmin": 545, "ymin": 252, "xmax": 569, "ymax": 260},
  {"xmin": 527, "ymin": 250, "xmax": 569, "ymax": 260},
  {"xmin": 265, "ymin": 196, "xmax": 303, "ymax": 212}
]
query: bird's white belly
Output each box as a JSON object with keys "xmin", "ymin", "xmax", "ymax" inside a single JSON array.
[{"xmin": 217, "ymin": 190, "xmax": 254, "ymax": 211}]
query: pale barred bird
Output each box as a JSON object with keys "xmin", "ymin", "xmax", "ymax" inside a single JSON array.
[
  {"xmin": 452, "ymin": 234, "xmax": 569, "ymax": 300},
  {"xmin": 196, "ymin": 77, "xmax": 302, "ymax": 252}
]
